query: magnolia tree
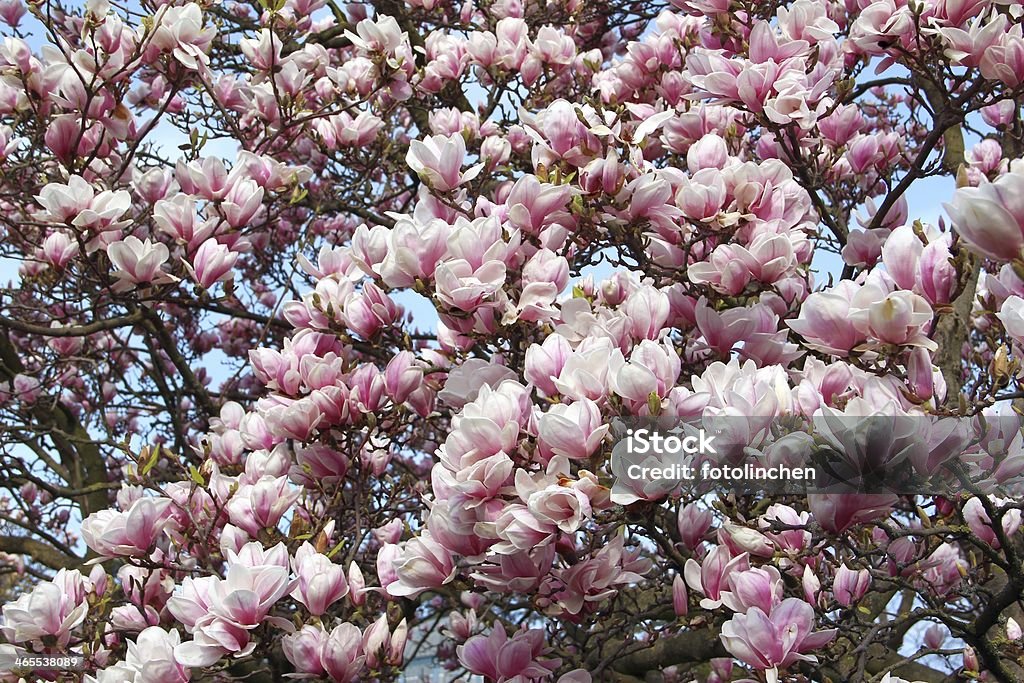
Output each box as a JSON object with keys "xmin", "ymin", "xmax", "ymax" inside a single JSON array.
[{"xmin": 1, "ymin": 0, "xmax": 1024, "ymax": 680}]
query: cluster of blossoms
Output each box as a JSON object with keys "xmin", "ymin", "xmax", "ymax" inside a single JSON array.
[{"xmin": 1, "ymin": 0, "xmax": 1024, "ymax": 681}]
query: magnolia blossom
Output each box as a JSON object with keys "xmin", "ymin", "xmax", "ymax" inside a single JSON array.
[
  {"xmin": 944, "ymin": 159, "xmax": 1024, "ymax": 261},
  {"xmin": 224, "ymin": 475, "xmax": 301, "ymax": 537},
  {"xmin": 87, "ymin": 627, "xmax": 190, "ymax": 683},
  {"xmin": 107, "ymin": 237, "xmax": 171, "ymax": 291},
  {"xmin": 406, "ymin": 133, "xmax": 481, "ymax": 191},
  {"xmin": 720, "ymin": 598, "xmax": 837, "ymax": 680},
  {"xmin": 383, "ymin": 533, "xmax": 457, "ymax": 597},
  {"xmin": 291, "ymin": 542, "xmax": 349, "ymax": 615},
  {"xmin": 168, "ymin": 543, "xmax": 293, "ymax": 666},
  {"xmin": 0, "ymin": 569, "xmax": 90, "ymax": 649},
  {"xmin": 848, "ymin": 286, "xmax": 936, "ymax": 351},
  {"xmin": 537, "ymin": 398, "xmax": 609, "ymax": 459},
  {"xmin": 962, "ymin": 496, "xmax": 1022, "ymax": 548},
  {"xmin": 81, "ymin": 496, "xmax": 173, "ymax": 557},
  {"xmin": 833, "ymin": 564, "xmax": 871, "ymax": 606},
  {"xmin": 188, "ymin": 238, "xmax": 239, "ymax": 289},
  {"xmin": 150, "ymin": 4, "xmax": 215, "ymax": 70},
  {"xmin": 457, "ymin": 624, "xmax": 560, "ymax": 681}
]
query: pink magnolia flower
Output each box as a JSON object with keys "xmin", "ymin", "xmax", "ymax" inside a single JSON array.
[
  {"xmin": 406, "ymin": 133, "xmax": 480, "ymax": 191},
  {"xmin": 188, "ymin": 238, "xmax": 239, "ymax": 289},
  {"xmin": 291, "ymin": 542, "xmax": 349, "ymax": 616},
  {"xmin": 533, "ymin": 26, "xmax": 575, "ymax": 65},
  {"xmin": 282, "ymin": 624, "xmax": 328, "ymax": 677},
  {"xmin": 221, "ymin": 178, "xmax": 264, "ymax": 228},
  {"xmin": 525, "ymin": 333, "xmax": 573, "ymax": 396},
  {"xmin": 537, "ymin": 398, "xmax": 609, "ymax": 460},
  {"xmin": 343, "ymin": 283, "xmax": 401, "ymax": 338},
  {"xmin": 551, "ymin": 337, "xmax": 614, "ymax": 401},
  {"xmin": 44, "ymin": 115, "xmax": 81, "ymax": 163},
  {"xmin": 518, "ymin": 473, "xmax": 592, "ymax": 533},
  {"xmin": 458, "ymin": 624, "xmax": 561, "ymax": 681},
  {"xmin": 378, "ymin": 217, "xmax": 451, "ymax": 288},
  {"xmin": 348, "ymin": 563, "xmax": 366, "ymax": 607},
  {"xmin": 579, "ymin": 149, "xmax": 624, "ymax": 194},
  {"xmin": 81, "ymin": 496, "xmax": 173, "ymax": 557},
  {"xmin": 437, "ymin": 359, "xmax": 517, "ymax": 409},
  {"xmin": 694, "ymin": 297, "xmax": 762, "ymax": 356},
  {"xmin": 176, "ymin": 157, "xmax": 229, "ymax": 200},
  {"xmin": 262, "ymin": 398, "xmax": 324, "ymax": 441},
  {"xmin": 41, "ymin": 231, "xmax": 80, "ymax": 268},
  {"xmin": 807, "ymin": 493, "xmax": 898, "ymax": 533},
  {"xmin": 107, "ymin": 236, "xmax": 171, "ymax": 291},
  {"xmin": 848, "ymin": 285, "xmax": 936, "ymax": 350},
  {"xmin": 361, "ymin": 614, "xmax": 407, "ymax": 668},
  {"xmin": 721, "ymin": 565, "xmax": 784, "ymax": 614},
  {"xmin": 319, "ymin": 623, "xmax": 366, "ymax": 681},
  {"xmin": 238, "ymin": 29, "xmax": 282, "ymax": 71},
  {"xmin": 439, "ymin": 380, "xmax": 529, "ymax": 471},
  {"xmin": 673, "ymin": 574, "xmax": 689, "ymax": 616},
  {"xmin": 472, "ymin": 546, "xmax": 557, "ymax": 594},
  {"xmin": 154, "ymin": 195, "xmax": 214, "ymax": 250},
  {"xmin": 677, "ymin": 504, "xmax": 713, "ymax": 550},
  {"xmin": 997, "ymin": 295, "xmax": 1024, "ymax": 345},
  {"xmin": 0, "ymin": 569, "xmax": 90, "ymax": 648},
  {"xmin": 504, "ymin": 174, "xmax": 575, "ymax": 234},
  {"xmin": 981, "ymin": 99, "xmax": 1016, "ymax": 128},
  {"xmin": 917, "ymin": 542, "xmax": 967, "ymax": 596},
  {"xmin": 833, "ymin": 563, "xmax": 871, "ymax": 606},
  {"xmin": 688, "ymin": 233, "xmax": 800, "ymax": 295},
  {"xmin": 608, "ymin": 339, "xmax": 682, "ymax": 404},
  {"xmin": 435, "ymin": 258, "xmax": 506, "ymax": 311},
  {"xmin": 881, "ymin": 224, "xmax": 956, "ymax": 305},
  {"xmin": 687, "ymin": 133, "xmax": 729, "ymax": 172},
  {"xmin": 719, "ymin": 598, "xmax": 837, "ymax": 678},
  {"xmin": 980, "ymin": 21, "xmax": 1024, "ymax": 87},
  {"xmin": 36, "ymin": 175, "xmax": 100, "ymax": 223},
  {"xmin": 720, "ymin": 522, "xmax": 775, "ymax": 559},
  {"xmin": 345, "ymin": 15, "xmax": 405, "ymax": 54},
  {"xmin": 89, "ymin": 627, "xmax": 190, "ymax": 683},
  {"xmin": 170, "ymin": 544, "xmax": 293, "ymax": 666},
  {"xmin": 0, "ymin": 0, "xmax": 26, "ymax": 27},
  {"xmin": 803, "ymin": 565, "xmax": 822, "ymax": 607},
  {"xmin": 676, "ymin": 169, "xmax": 728, "ymax": 222},
  {"xmin": 383, "ymin": 532, "xmax": 457, "ymax": 597},
  {"xmin": 492, "ymin": 504, "xmax": 558, "ymax": 554},
  {"xmin": 786, "ymin": 281, "xmax": 864, "ymax": 355},
  {"xmin": 384, "ymin": 351, "xmax": 424, "ymax": 404},
  {"xmin": 292, "ymin": 444, "xmax": 348, "ymax": 485},
  {"xmin": 553, "ymin": 536, "xmax": 649, "ymax": 615},
  {"xmin": 150, "ymin": 4, "xmax": 215, "ymax": 70},
  {"xmin": 317, "ymin": 111, "xmax": 384, "ymax": 148},
  {"xmin": 962, "ymin": 496, "xmax": 1022, "ymax": 549},
  {"xmin": 224, "ymin": 475, "xmax": 301, "ymax": 537},
  {"xmin": 818, "ymin": 104, "xmax": 863, "ymax": 147},
  {"xmin": 944, "ymin": 158, "xmax": 1024, "ymax": 261},
  {"xmin": 623, "ymin": 285, "xmax": 670, "ymax": 340},
  {"xmin": 684, "ymin": 545, "xmax": 751, "ymax": 609},
  {"xmin": 759, "ymin": 503, "xmax": 811, "ymax": 553}
]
